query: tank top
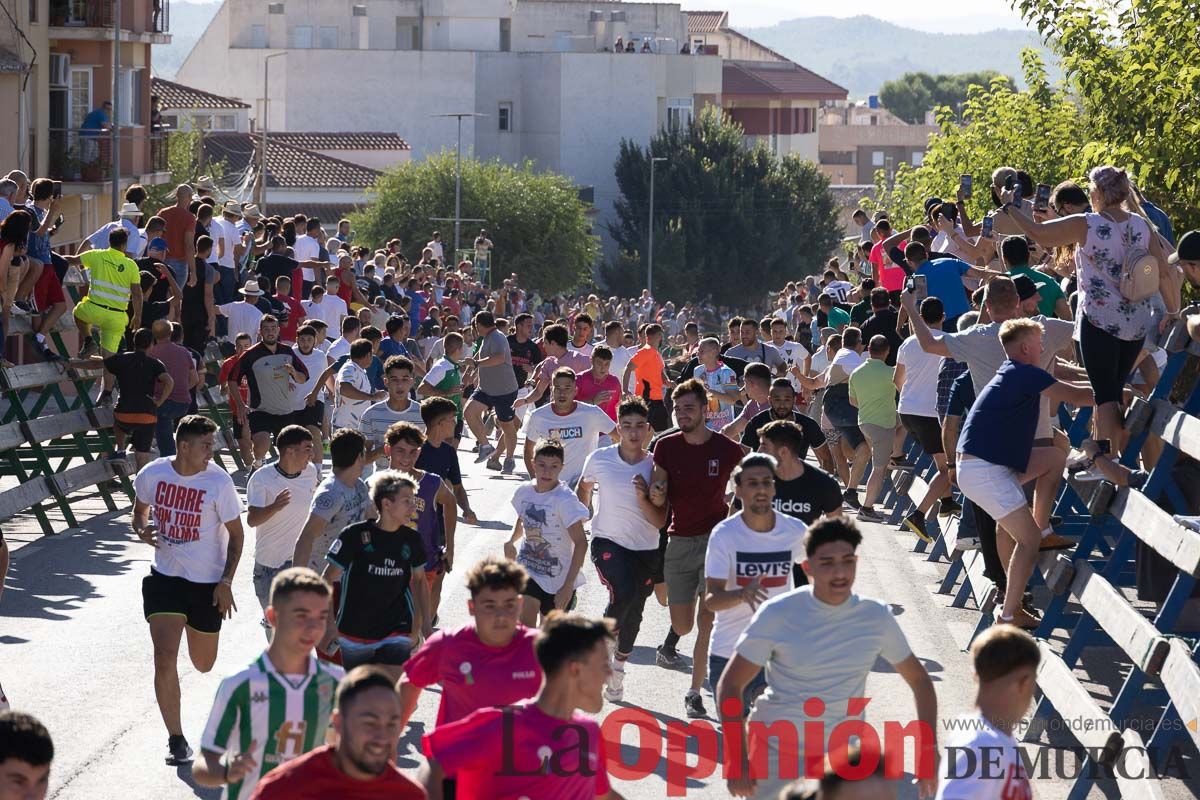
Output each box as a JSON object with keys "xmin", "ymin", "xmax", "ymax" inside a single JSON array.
[{"xmin": 412, "ymin": 471, "xmax": 444, "ymax": 569}]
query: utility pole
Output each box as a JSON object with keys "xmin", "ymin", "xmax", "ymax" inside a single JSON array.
[
  {"xmin": 647, "ymin": 156, "xmax": 666, "ymax": 297},
  {"xmin": 110, "ymin": 0, "xmax": 121, "ymax": 219},
  {"xmin": 261, "ymin": 52, "xmax": 287, "ymax": 213},
  {"xmin": 432, "ymin": 112, "xmax": 484, "ymax": 256}
]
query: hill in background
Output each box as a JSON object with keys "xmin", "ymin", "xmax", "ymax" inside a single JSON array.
[
  {"xmin": 740, "ymin": 15, "xmax": 1061, "ymax": 98},
  {"xmin": 154, "ymin": 0, "xmax": 218, "ymax": 79}
]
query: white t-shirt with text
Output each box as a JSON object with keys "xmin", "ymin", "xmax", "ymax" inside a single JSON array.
[
  {"xmin": 246, "ymin": 462, "xmax": 320, "ymax": 568},
  {"xmin": 525, "ymin": 402, "xmax": 615, "ymax": 485},
  {"xmin": 511, "ymin": 482, "xmax": 590, "ymax": 594}
]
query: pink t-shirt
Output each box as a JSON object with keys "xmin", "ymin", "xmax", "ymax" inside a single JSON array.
[
  {"xmin": 402, "ymin": 624, "xmax": 542, "ymax": 728},
  {"xmin": 575, "ymin": 371, "xmax": 621, "ymax": 420},
  {"xmin": 869, "ymin": 239, "xmax": 908, "ymax": 292},
  {"xmin": 423, "ymin": 702, "xmax": 611, "ymax": 800},
  {"xmin": 534, "ymin": 351, "xmax": 593, "ymax": 382}
]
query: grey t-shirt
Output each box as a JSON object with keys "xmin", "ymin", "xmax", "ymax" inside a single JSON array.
[
  {"xmin": 360, "ymin": 399, "xmax": 425, "ymax": 474},
  {"xmin": 725, "ymin": 341, "xmax": 786, "ymax": 372},
  {"xmin": 306, "ymin": 475, "xmax": 371, "ymax": 573},
  {"xmin": 735, "ymin": 588, "xmax": 911, "ymax": 729},
  {"xmin": 477, "ymin": 328, "xmax": 519, "ymax": 395},
  {"xmin": 942, "ymin": 316, "xmax": 1073, "ymax": 439}
]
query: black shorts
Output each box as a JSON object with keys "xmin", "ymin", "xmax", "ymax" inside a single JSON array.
[
  {"xmin": 115, "ymin": 418, "xmax": 155, "ymax": 453},
  {"xmin": 142, "ymin": 569, "xmax": 222, "ymax": 634},
  {"xmin": 654, "ymin": 529, "xmax": 668, "ymax": 583},
  {"xmin": 836, "ymin": 423, "xmax": 865, "ymax": 450},
  {"xmin": 647, "ymin": 399, "xmax": 671, "ymax": 432},
  {"xmin": 293, "ymin": 400, "xmax": 325, "ymax": 429},
  {"xmin": 248, "ymin": 409, "xmax": 295, "ymax": 437},
  {"xmin": 900, "ymin": 413, "xmax": 944, "ymax": 456},
  {"xmin": 523, "ymin": 580, "xmax": 577, "ymax": 616},
  {"xmin": 470, "ymin": 389, "xmax": 518, "ymax": 423}
]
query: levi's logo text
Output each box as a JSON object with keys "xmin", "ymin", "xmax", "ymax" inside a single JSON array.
[
  {"xmin": 153, "ymin": 481, "xmax": 208, "ymax": 544},
  {"xmin": 735, "ymin": 550, "xmax": 792, "ymax": 587}
]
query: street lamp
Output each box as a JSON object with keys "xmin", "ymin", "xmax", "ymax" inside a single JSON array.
[
  {"xmin": 260, "ymin": 51, "xmax": 287, "ymax": 212},
  {"xmin": 647, "ymin": 156, "xmax": 667, "ymax": 297},
  {"xmin": 433, "ymin": 112, "xmax": 485, "ymax": 256}
]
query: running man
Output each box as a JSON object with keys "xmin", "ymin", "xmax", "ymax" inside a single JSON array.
[
  {"xmin": 461, "ymin": 311, "xmax": 520, "ymax": 472},
  {"xmin": 293, "ymin": 429, "xmax": 374, "ymax": 578},
  {"xmin": 505, "ymin": 439, "xmax": 590, "ymax": 627},
  {"xmin": 360, "ymin": 356, "xmax": 424, "ymax": 474},
  {"xmin": 421, "ymin": 613, "xmax": 617, "ymax": 800},
  {"xmin": 132, "ymin": 415, "xmax": 244, "ymax": 766},
  {"xmin": 321, "ymin": 471, "xmax": 429, "ymax": 681},
  {"xmin": 245, "ymin": 426, "xmax": 320, "ymax": 628},
  {"xmin": 384, "ymin": 422, "xmax": 458, "ymax": 627},
  {"xmin": 577, "ymin": 397, "xmax": 668, "ymax": 701},
  {"xmin": 231, "ymin": 315, "xmax": 310, "ymax": 469},
  {"xmin": 524, "ymin": 367, "xmax": 616, "ymax": 485},
  {"xmin": 248, "ymin": 667, "xmax": 425, "ymax": 798},
  {"xmin": 650, "ymin": 378, "xmax": 744, "ymax": 719},
  {"xmin": 291, "ymin": 324, "xmax": 333, "ymax": 469},
  {"xmin": 399, "ymin": 557, "xmax": 543, "ymax": 799},
  {"xmin": 417, "ymin": 398, "xmax": 478, "ymax": 525},
  {"xmin": 193, "ymin": 568, "xmax": 343, "ymax": 798},
  {"xmin": 718, "ymin": 517, "xmax": 938, "ymax": 799}
]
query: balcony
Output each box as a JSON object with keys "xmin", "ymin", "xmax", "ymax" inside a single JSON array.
[
  {"xmin": 50, "ymin": 0, "xmax": 171, "ymax": 41},
  {"xmin": 47, "ymin": 127, "xmax": 171, "ymax": 186}
]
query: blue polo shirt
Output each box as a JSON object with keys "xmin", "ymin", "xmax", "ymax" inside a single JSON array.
[
  {"xmin": 916, "ymin": 257, "xmax": 973, "ymax": 319},
  {"xmin": 959, "ymin": 360, "xmax": 1055, "ymax": 472}
]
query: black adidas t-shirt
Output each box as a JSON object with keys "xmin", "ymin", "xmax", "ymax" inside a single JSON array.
[
  {"xmin": 327, "ymin": 521, "xmax": 427, "ymax": 641},
  {"xmin": 740, "ymin": 409, "xmax": 827, "ymax": 455}
]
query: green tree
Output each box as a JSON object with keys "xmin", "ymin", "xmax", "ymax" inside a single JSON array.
[
  {"xmin": 604, "ymin": 106, "xmax": 841, "ymax": 307},
  {"xmin": 350, "ymin": 152, "xmax": 598, "ymax": 293},
  {"xmin": 879, "ymin": 71, "xmax": 1017, "ymax": 124},
  {"xmin": 143, "ymin": 128, "xmax": 227, "ymax": 211},
  {"xmin": 865, "ymin": 53, "xmax": 1083, "ymax": 228},
  {"xmin": 1017, "ymin": 0, "xmax": 1200, "ymax": 231}
]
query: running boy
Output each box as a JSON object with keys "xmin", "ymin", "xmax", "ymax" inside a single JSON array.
[{"xmin": 417, "ymin": 397, "xmax": 478, "ymax": 525}]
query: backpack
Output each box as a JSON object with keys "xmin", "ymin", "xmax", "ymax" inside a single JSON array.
[{"xmin": 1103, "ymin": 212, "xmax": 1159, "ymax": 302}]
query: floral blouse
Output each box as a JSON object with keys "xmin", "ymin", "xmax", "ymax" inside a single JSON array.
[{"xmin": 1077, "ymin": 212, "xmax": 1157, "ymax": 342}]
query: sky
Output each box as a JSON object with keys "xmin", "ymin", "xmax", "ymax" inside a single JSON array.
[{"xmin": 679, "ymin": 0, "xmax": 1029, "ymax": 33}]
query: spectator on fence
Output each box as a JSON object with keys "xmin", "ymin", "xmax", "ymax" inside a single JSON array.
[
  {"xmin": 135, "ymin": 237, "xmax": 180, "ymax": 326},
  {"xmin": 62, "ymin": 226, "xmax": 143, "ymax": 384},
  {"xmin": 179, "ymin": 235, "xmax": 215, "ymax": 353},
  {"xmin": 156, "ymin": 184, "xmax": 196, "ymax": 290},
  {"xmin": 148, "ymin": 319, "xmax": 198, "ymax": 458},
  {"xmin": 101, "ymin": 327, "xmax": 173, "ymax": 470},
  {"xmin": 848, "ymin": 335, "xmax": 899, "ymax": 525}
]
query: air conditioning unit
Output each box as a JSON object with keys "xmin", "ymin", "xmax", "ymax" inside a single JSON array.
[
  {"xmin": 50, "ymin": 53, "xmax": 71, "ymax": 87},
  {"xmin": 352, "ymin": 4, "xmax": 367, "ymax": 16}
]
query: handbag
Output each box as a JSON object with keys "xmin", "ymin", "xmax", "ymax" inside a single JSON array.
[{"xmin": 1104, "ymin": 212, "xmax": 1159, "ymax": 302}]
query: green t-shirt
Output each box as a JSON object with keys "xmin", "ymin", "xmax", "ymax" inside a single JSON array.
[
  {"xmin": 827, "ymin": 306, "xmax": 851, "ymax": 329},
  {"xmin": 848, "ymin": 358, "xmax": 897, "ymax": 428},
  {"xmin": 849, "ymin": 300, "xmax": 871, "ymax": 326},
  {"xmin": 1010, "ymin": 265, "xmax": 1065, "ymax": 318}
]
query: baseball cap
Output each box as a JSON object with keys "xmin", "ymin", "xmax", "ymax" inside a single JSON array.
[
  {"xmin": 1013, "ymin": 274, "xmax": 1040, "ymax": 301},
  {"xmin": 1167, "ymin": 230, "xmax": 1200, "ymax": 264},
  {"xmin": 148, "ymin": 237, "xmax": 168, "ymax": 253}
]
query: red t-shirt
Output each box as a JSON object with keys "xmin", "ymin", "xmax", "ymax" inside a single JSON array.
[
  {"xmin": 402, "ymin": 624, "xmax": 542, "ymax": 728},
  {"xmin": 219, "ymin": 352, "xmax": 249, "ymax": 410},
  {"xmin": 275, "ymin": 292, "xmax": 306, "ymax": 342},
  {"xmin": 249, "ymin": 745, "xmax": 425, "ymax": 799},
  {"xmin": 423, "ymin": 702, "xmax": 610, "ymax": 800},
  {"xmin": 575, "ymin": 371, "xmax": 621, "ymax": 420},
  {"xmin": 157, "ymin": 205, "xmax": 197, "ymax": 262},
  {"xmin": 652, "ymin": 430, "xmax": 743, "ymax": 537}
]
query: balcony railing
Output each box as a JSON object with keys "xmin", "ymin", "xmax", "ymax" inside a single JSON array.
[
  {"xmin": 50, "ymin": 0, "xmax": 170, "ymax": 33},
  {"xmin": 47, "ymin": 127, "xmax": 169, "ymax": 182}
]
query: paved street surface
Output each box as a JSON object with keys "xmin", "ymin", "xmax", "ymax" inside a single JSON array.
[{"xmin": 2, "ymin": 443, "xmax": 1193, "ymax": 799}]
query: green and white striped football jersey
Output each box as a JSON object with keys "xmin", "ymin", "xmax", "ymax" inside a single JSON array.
[{"xmin": 201, "ymin": 652, "xmax": 343, "ymax": 800}]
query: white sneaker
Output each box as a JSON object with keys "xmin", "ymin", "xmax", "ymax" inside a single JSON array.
[
  {"xmin": 1066, "ymin": 447, "xmax": 1093, "ymax": 472},
  {"xmin": 1072, "ymin": 465, "xmax": 1105, "ymax": 482},
  {"xmin": 605, "ymin": 663, "xmax": 625, "ymax": 702}
]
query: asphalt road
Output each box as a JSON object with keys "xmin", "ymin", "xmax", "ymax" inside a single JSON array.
[{"xmin": 2, "ymin": 439, "xmax": 1190, "ymax": 799}]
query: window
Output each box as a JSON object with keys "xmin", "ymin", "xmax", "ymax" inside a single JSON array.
[
  {"xmin": 191, "ymin": 113, "xmax": 212, "ymax": 130},
  {"xmin": 214, "ymin": 114, "xmax": 237, "ymax": 131},
  {"xmin": 160, "ymin": 114, "xmax": 179, "ymax": 130},
  {"xmin": 318, "ymin": 25, "xmax": 338, "ymax": 48},
  {"xmin": 499, "ymin": 18, "xmax": 511, "ymax": 52},
  {"xmin": 66, "ymin": 0, "xmax": 87, "ymax": 24},
  {"xmin": 871, "ymin": 150, "xmax": 885, "ymax": 167},
  {"xmin": 115, "ymin": 68, "xmax": 143, "ymax": 125},
  {"xmin": 291, "ymin": 25, "xmax": 312, "ymax": 48},
  {"xmin": 29, "ymin": 0, "xmax": 37, "ymax": 23},
  {"xmin": 249, "ymin": 24, "xmax": 267, "ymax": 48},
  {"xmin": 911, "ymin": 151, "xmax": 924, "ymax": 166},
  {"xmin": 498, "ymin": 102, "xmax": 512, "ymax": 132},
  {"xmin": 395, "ymin": 17, "xmax": 418, "ymax": 50},
  {"xmin": 666, "ymin": 97, "xmax": 693, "ymax": 132},
  {"xmin": 66, "ymin": 67, "xmax": 91, "ymax": 130}
]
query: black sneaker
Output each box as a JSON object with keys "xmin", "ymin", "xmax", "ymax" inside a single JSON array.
[
  {"xmin": 889, "ymin": 457, "xmax": 914, "ymax": 472},
  {"xmin": 78, "ymin": 336, "xmax": 99, "ymax": 359},
  {"xmin": 655, "ymin": 645, "xmax": 686, "ymax": 669},
  {"xmin": 842, "ymin": 488, "xmax": 862, "ymax": 510},
  {"xmin": 96, "ymin": 391, "xmax": 114, "ymax": 407},
  {"xmin": 684, "ymin": 691, "xmax": 706, "ymax": 719},
  {"xmin": 165, "ymin": 735, "xmax": 193, "ymax": 765},
  {"xmin": 33, "ymin": 340, "xmax": 61, "ymax": 362},
  {"xmin": 858, "ymin": 506, "xmax": 885, "ymax": 523},
  {"xmin": 903, "ymin": 511, "xmax": 933, "ymax": 543},
  {"xmin": 938, "ymin": 497, "xmax": 962, "ymax": 517}
]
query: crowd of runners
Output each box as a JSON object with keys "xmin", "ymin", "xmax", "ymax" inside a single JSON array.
[{"xmin": 3, "ymin": 161, "xmax": 1200, "ymax": 800}]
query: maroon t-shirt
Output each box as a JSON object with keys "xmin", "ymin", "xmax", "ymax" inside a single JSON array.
[{"xmin": 652, "ymin": 430, "xmax": 742, "ymax": 537}]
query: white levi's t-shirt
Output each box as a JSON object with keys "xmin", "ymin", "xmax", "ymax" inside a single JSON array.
[
  {"xmin": 704, "ymin": 511, "xmax": 807, "ymax": 658},
  {"xmin": 134, "ymin": 458, "xmax": 243, "ymax": 583},
  {"xmin": 511, "ymin": 482, "xmax": 590, "ymax": 594},
  {"xmin": 525, "ymin": 402, "xmax": 615, "ymax": 485},
  {"xmin": 580, "ymin": 445, "xmax": 659, "ymax": 551}
]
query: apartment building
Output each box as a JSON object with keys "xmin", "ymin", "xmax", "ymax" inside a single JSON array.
[
  {"xmin": 818, "ymin": 102, "xmax": 938, "ymax": 186},
  {"xmin": 1, "ymin": 0, "xmax": 172, "ymax": 243}
]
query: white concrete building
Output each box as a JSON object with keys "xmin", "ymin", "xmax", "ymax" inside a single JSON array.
[{"xmin": 176, "ymin": 0, "xmax": 722, "ymax": 249}]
